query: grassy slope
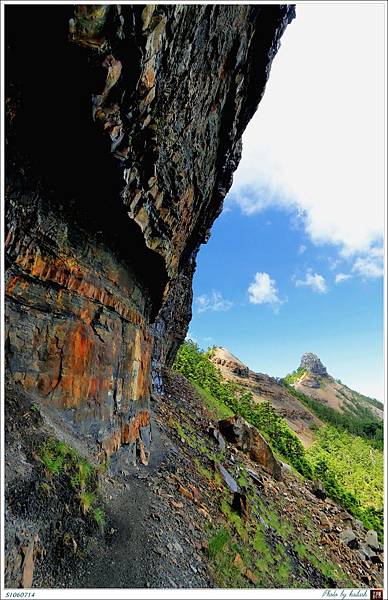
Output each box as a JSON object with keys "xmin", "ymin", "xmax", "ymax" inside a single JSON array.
[
  {"xmin": 174, "ymin": 341, "xmax": 384, "ymax": 539},
  {"xmin": 164, "ymin": 370, "xmax": 385, "ymax": 589},
  {"xmin": 165, "ymin": 372, "xmax": 356, "ymax": 588}
]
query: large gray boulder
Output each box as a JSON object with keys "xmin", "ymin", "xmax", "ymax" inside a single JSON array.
[{"xmin": 358, "ymin": 543, "xmax": 377, "ymax": 562}]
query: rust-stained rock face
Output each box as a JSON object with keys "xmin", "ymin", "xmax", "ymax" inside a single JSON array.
[{"xmin": 5, "ymin": 4, "xmax": 295, "ymax": 461}]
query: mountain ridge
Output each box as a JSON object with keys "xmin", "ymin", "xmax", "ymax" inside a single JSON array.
[
  {"xmin": 210, "ymin": 346, "xmax": 322, "ymax": 448},
  {"xmin": 173, "ymin": 340, "xmax": 384, "ymax": 547},
  {"xmin": 208, "ymin": 346, "xmax": 383, "ymax": 450}
]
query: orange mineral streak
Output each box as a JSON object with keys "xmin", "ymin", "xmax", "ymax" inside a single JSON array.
[
  {"xmin": 132, "ymin": 331, "xmax": 152, "ymax": 401},
  {"xmin": 121, "ymin": 410, "xmax": 150, "ymax": 445},
  {"xmin": 6, "ymin": 276, "xmax": 20, "ymax": 296},
  {"xmin": 72, "ymin": 323, "xmax": 92, "ymax": 364},
  {"xmin": 14, "ymin": 250, "xmax": 151, "ymax": 332},
  {"xmin": 9, "ymin": 248, "xmax": 154, "ymax": 444},
  {"xmin": 101, "ymin": 410, "xmax": 151, "ymax": 458},
  {"xmin": 58, "ymin": 323, "xmax": 98, "ymax": 407},
  {"xmin": 59, "ymin": 374, "xmax": 110, "ymax": 409}
]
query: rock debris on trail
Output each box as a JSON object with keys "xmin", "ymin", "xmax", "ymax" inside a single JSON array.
[{"xmin": 5, "ymin": 372, "xmax": 384, "ymax": 589}]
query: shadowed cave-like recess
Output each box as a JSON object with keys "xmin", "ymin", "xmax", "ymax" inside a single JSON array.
[{"xmin": 5, "ymin": 4, "xmax": 295, "ymax": 463}]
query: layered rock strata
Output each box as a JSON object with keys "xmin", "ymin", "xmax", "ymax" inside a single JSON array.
[{"xmin": 5, "ymin": 4, "xmax": 295, "ymax": 461}]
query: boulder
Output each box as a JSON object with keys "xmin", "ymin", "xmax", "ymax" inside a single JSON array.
[
  {"xmin": 354, "ymin": 518, "xmax": 364, "ymax": 529},
  {"xmin": 339, "ymin": 527, "xmax": 358, "ymax": 549},
  {"xmin": 280, "ymin": 461, "xmax": 292, "ymax": 477},
  {"xmin": 338, "ymin": 511, "xmax": 353, "ymax": 528},
  {"xmin": 311, "ymin": 480, "xmax": 327, "ymax": 500},
  {"xmin": 358, "ymin": 543, "xmax": 377, "ymax": 562},
  {"xmin": 365, "ymin": 529, "xmax": 380, "ymax": 551},
  {"xmin": 208, "ymin": 427, "xmax": 226, "ymax": 451},
  {"xmin": 218, "ymin": 416, "xmax": 251, "ymax": 451},
  {"xmin": 231, "ymin": 491, "xmax": 248, "ymax": 521},
  {"xmin": 218, "ymin": 416, "xmax": 282, "ymax": 480},
  {"xmin": 249, "ymin": 428, "xmax": 282, "ymax": 481}
]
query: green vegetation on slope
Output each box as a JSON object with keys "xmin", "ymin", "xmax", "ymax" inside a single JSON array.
[
  {"xmin": 282, "ymin": 379, "xmax": 383, "ymax": 449},
  {"xmin": 286, "ymin": 377, "xmax": 385, "ymax": 538},
  {"xmin": 307, "ymin": 426, "xmax": 384, "ymax": 539},
  {"xmin": 39, "ymin": 438, "xmax": 106, "ymax": 530},
  {"xmin": 283, "ymin": 367, "xmax": 307, "ymax": 385},
  {"xmin": 174, "ymin": 341, "xmax": 384, "ymax": 539},
  {"xmin": 205, "ymin": 462, "xmax": 351, "ymax": 588},
  {"xmin": 192, "ymin": 382, "xmax": 233, "ymax": 420},
  {"xmin": 174, "ymin": 340, "xmax": 312, "ymax": 478}
]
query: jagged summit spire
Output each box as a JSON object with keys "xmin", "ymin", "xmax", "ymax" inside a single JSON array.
[{"xmin": 300, "ymin": 352, "xmax": 327, "ymax": 376}]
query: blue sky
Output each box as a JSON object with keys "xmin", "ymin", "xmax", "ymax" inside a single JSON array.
[
  {"xmin": 188, "ymin": 4, "xmax": 385, "ymax": 402},
  {"xmin": 189, "ymin": 200, "xmax": 384, "ymax": 401}
]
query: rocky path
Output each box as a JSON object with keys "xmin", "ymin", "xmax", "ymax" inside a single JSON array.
[
  {"xmin": 5, "ymin": 373, "xmax": 384, "ymax": 590},
  {"xmin": 49, "ymin": 372, "xmax": 384, "ymax": 590},
  {"xmin": 57, "ymin": 416, "xmax": 213, "ymax": 589}
]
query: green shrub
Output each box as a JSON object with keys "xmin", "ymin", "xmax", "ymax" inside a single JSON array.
[
  {"xmin": 79, "ymin": 491, "xmax": 96, "ymax": 515},
  {"xmin": 38, "ymin": 438, "xmax": 105, "ymax": 527},
  {"xmin": 283, "ymin": 381, "xmax": 383, "ymax": 449},
  {"xmin": 175, "ymin": 341, "xmax": 384, "ymax": 541},
  {"xmin": 92, "ymin": 507, "xmax": 106, "ymax": 531},
  {"xmin": 283, "ymin": 367, "xmax": 306, "ymax": 385},
  {"xmin": 307, "ymin": 426, "xmax": 383, "ymax": 539},
  {"xmin": 174, "ymin": 341, "xmax": 312, "ymax": 477}
]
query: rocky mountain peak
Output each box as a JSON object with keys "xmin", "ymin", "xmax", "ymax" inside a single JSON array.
[{"xmin": 300, "ymin": 353, "xmax": 328, "ymax": 376}]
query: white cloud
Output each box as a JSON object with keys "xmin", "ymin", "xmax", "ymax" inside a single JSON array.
[
  {"xmin": 352, "ymin": 247, "xmax": 384, "ymax": 278},
  {"xmin": 335, "ymin": 273, "xmax": 352, "ymax": 284},
  {"xmin": 248, "ymin": 272, "xmax": 283, "ymax": 309},
  {"xmin": 229, "ymin": 4, "xmax": 384, "ymax": 259},
  {"xmin": 195, "ymin": 291, "xmax": 233, "ymax": 314},
  {"xmin": 298, "ymin": 244, "xmax": 306, "ymax": 255},
  {"xmin": 327, "ymin": 257, "xmax": 341, "ymax": 271},
  {"xmin": 294, "ymin": 270, "xmax": 328, "ymax": 294}
]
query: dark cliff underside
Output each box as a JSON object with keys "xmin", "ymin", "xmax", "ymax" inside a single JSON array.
[
  {"xmin": 5, "ymin": 2, "xmax": 294, "ymax": 461},
  {"xmin": 4, "ymin": 3, "xmax": 296, "ymax": 588}
]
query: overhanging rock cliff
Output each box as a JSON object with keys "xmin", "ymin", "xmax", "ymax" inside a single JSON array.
[{"xmin": 5, "ymin": 4, "xmax": 295, "ymax": 462}]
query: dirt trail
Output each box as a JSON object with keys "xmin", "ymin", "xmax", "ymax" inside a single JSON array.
[
  {"xmin": 56, "ymin": 416, "xmax": 212, "ymax": 589},
  {"xmin": 6, "ymin": 374, "xmax": 383, "ymax": 590}
]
